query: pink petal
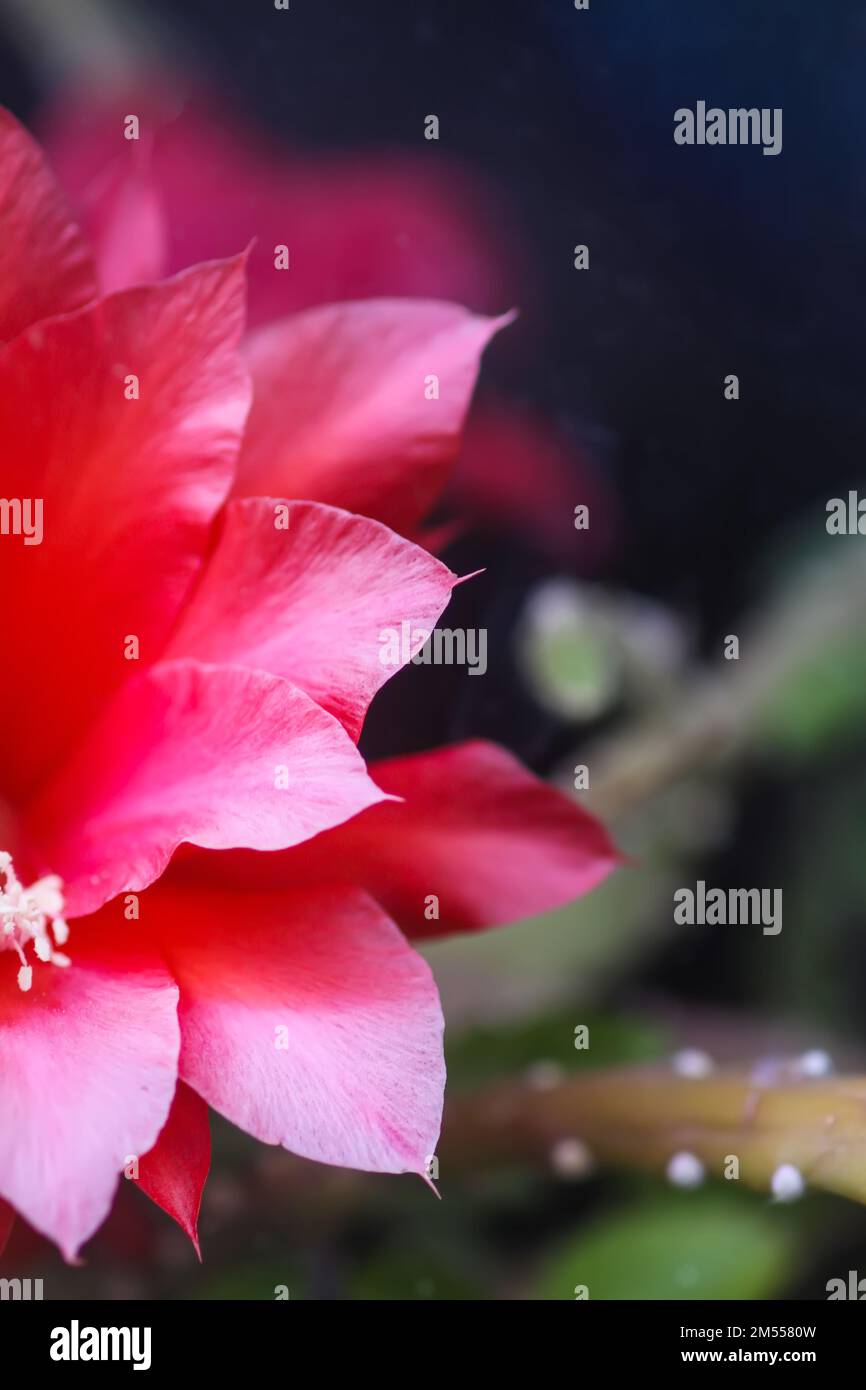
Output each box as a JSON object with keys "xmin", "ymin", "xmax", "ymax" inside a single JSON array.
[
  {"xmin": 0, "ymin": 106, "xmax": 96, "ymax": 340},
  {"xmin": 236, "ymin": 300, "xmax": 512, "ymax": 533},
  {"xmin": 212, "ymin": 741, "xmax": 620, "ymax": 938},
  {"xmin": 167, "ymin": 498, "xmax": 456, "ymax": 739},
  {"xmin": 154, "ymin": 884, "xmax": 444, "ymax": 1175},
  {"xmin": 0, "ymin": 259, "xmax": 251, "ymax": 801},
  {"xmin": 0, "ymin": 921, "xmax": 180, "ymax": 1262},
  {"xmin": 135, "ymin": 1082, "xmax": 210, "ymax": 1258},
  {"xmin": 26, "ymin": 660, "xmax": 390, "ymax": 918},
  {"xmin": 82, "ymin": 144, "xmax": 168, "ymax": 294}
]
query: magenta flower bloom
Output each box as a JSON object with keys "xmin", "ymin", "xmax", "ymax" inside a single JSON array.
[{"xmin": 0, "ymin": 109, "xmax": 618, "ymax": 1262}]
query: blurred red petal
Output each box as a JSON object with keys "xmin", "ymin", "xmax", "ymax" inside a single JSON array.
[
  {"xmin": 41, "ymin": 81, "xmax": 515, "ymax": 323},
  {"xmin": 82, "ymin": 143, "xmax": 169, "ymax": 293},
  {"xmin": 305, "ymin": 740, "xmax": 621, "ymax": 938},
  {"xmin": 455, "ymin": 404, "xmax": 618, "ymax": 566}
]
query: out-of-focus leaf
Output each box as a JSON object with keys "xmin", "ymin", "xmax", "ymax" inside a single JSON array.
[
  {"xmin": 742, "ymin": 533, "xmax": 866, "ymax": 760},
  {"xmin": 447, "ymin": 1009, "xmax": 667, "ymax": 1091},
  {"xmin": 425, "ymin": 863, "xmax": 680, "ymax": 1030},
  {"xmin": 756, "ymin": 636, "xmax": 866, "ymax": 758},
  {"xmin": 532, "ymin": 1194, "xmax": 795, "ymax": 1300},
  {"xmin": 765, "ymin": 776, "xmax": 866, "ymax": 1027}
]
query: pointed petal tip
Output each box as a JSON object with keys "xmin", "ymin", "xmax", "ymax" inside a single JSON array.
[
  {"xmin": 454, "ymin": 567, "xmax": 487, "ymax": 587},
  {"xmin": 418, "ymin": 1170, "xmax": 442, "ymax": 1200}
]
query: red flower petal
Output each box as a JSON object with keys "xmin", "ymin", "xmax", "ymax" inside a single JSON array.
[
  {"xmin": 236, "ymin": 300, "xmax": 512, "ymax": 533},
  {"xmin": 207, "ymin": 741, "xmax": 620, "ymax": 939},
  {"xmin": 135, "ymin": 1082, "xmax": 210, "ymax": 1259},
  {"xmin": 27, "ymin": 661, "xmax": 391, "ymax": 918},
  {"xmin": 0, "ymin": 106, "xmax": 96, "ymax": 340},
  {"xmin": 151, "ymin": 884, "xmax": 444, "ymax": 1175},
  {"xmin": 0, "ymin": 259, "xmax": 251, "ymax": 801},
  {"xmin": 167, "ymin": 498, "xmax": 456, "ymax": 739}
]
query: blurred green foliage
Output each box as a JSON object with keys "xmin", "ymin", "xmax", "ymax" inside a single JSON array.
[
  {"xmin": 758, "ymin": 637, "xmax": 866, "ymax": 759},
  {"xmin": 532, "ymin": 1193, "xmax": 797, "ymax": 1300},
  {"xmin": 447, "ymin": 1008, "xmax": 668, "ymax": 1090}
]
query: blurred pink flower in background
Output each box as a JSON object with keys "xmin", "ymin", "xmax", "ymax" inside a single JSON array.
[
  {"xmin": 39, "ymin": 78, "xmax": 615, "ymax": 562},
  {"xmin": 0, "ymin": 107, "xmax": 618, "ymax": 1263}
]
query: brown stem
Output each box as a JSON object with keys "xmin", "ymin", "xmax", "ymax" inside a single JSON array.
[{"xmin": 440, "ymin": 1065, "xmax": 866, "ymax": 1205}]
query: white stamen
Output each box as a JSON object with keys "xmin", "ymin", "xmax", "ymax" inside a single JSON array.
[{"xmin": 0, "ymin": 852, "xmax": 69, "ymax": 992}]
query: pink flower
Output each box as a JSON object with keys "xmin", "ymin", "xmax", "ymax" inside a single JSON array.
[{"xmin": 0, "ymin": 108, "xmax": 618, "ymax": 1263}]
